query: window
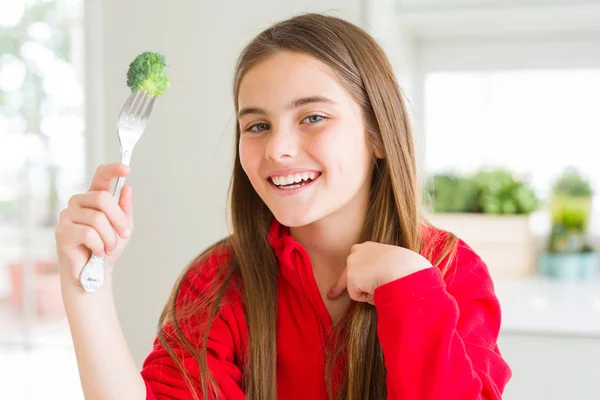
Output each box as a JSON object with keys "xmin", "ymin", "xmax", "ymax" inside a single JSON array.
[
  {"xmin": 0, "ymin": 0, "xmax": 85, "ymax": 229},
  {"xmin": 424, "ymin": 69, "xmax": 600, "ymax": 234},
  {"xmin": 0, "ymin": 1, "xmax": 84, "ymax": 397}
]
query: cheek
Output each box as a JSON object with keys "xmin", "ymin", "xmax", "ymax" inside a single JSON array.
[
  {"xmin": 313, "ymin": 122, "xmax": 370, "ymax": 178},
  {"xmin": 238, "ymin": 139, "xmax": 258, "ymax": 168},
  {"xmin": 239, "ymin": 139, "xmax": 262, "ymax": 180}
]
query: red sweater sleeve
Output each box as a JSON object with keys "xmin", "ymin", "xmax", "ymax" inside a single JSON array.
[
  {"xmin": 141, "ymin": 248, "xmax": 247, "ymax": 400},
  {"xmin": 373, "ymin": 240, "xmax": 512, "ymax": 399}
]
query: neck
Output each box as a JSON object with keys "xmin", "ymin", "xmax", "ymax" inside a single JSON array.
[{"xmin": 290, "ymin": 201, "xmax": 367, "ymax": 271}]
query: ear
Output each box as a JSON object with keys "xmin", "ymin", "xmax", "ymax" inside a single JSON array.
[{"xmin": 373, "ymin": 146, "xmax": 385, "ymax": 159}]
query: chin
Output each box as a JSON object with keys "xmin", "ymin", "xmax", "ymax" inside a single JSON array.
[{"xmin": 271, "ymin": 208, "xmax": 321, "ymax": 228}]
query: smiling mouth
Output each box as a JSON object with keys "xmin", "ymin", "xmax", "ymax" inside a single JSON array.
[{"xmin": 268, "ymin": 172, "xmax": 322, "ymax": 190}]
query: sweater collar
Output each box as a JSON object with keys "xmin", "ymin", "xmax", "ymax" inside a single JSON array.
[
  {"xmin": 267, "ymin": 218, "xmax": 292, "ymax": 250},
  {"xmin": 268, "ymin": 217, "xmax": 446, "ymax": 266},
  {"xmin": 267, "ymin": 218, "xmax": 314, "ymax": 275}
]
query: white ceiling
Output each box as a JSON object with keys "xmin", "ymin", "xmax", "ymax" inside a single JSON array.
[
  {"xmin": 397, "ymin": 0, "xmax": 595, "ymax": 11},
  {"xmin": 395, "ymin": 0, "xmax": 600, "ymax": 41}
]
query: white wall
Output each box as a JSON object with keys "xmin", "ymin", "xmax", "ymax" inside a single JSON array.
[
  {"xmin": 86, "ymin": 0, "xmax": 366, "ymax": 367},
  {"xmin": 418, "ymin": 36, "xmax": 600, "ymax": 72},
  {"xmin": 499, "ymin": 333, "xmax": 600, "ymax": 400},
  {"xmin": 363, "ymin": 0, "xmax": 424, "ymax": 175}
]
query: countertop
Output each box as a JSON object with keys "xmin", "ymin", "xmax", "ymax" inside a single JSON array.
[{"xmin": 494, "ymin": 276, "xmax": 600, "ymax": 337}]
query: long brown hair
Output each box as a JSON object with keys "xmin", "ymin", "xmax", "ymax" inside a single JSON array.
[{"xmin": 157, "ymin": 13, "xmax": 457, "ymax": 400}]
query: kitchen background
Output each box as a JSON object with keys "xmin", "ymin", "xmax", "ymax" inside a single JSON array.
[{"xmin": 1, "ymin": 0, "xmax": 599, "ymax": 399}]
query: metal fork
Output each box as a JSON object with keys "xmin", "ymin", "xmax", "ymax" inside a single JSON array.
[{"xmin": 79, "ymin": 91, "xmax": 156, "ymax": 293}]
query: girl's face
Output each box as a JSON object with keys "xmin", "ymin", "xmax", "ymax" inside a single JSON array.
[{"xmin": 238, "ymin": 51, "xmax": 376, "ymax": 228}]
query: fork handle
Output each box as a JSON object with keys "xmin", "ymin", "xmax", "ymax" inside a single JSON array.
[
  {"xmin": 113, "ymin": 176, "xmax": 127, "ymax": 200},
  {"xmin": 114, "ymin": 150, "xmax": 132, "ymax": 199},
  {"xmin": 79, "ymin": 152, "xmax": 132, "ymax": 292}
]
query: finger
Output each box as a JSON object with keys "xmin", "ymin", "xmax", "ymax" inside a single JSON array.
[
  {"xmin": 366, "ymin": 293, "xmax": 374, "ymax": 306},
  {"xmin": 60, "ymin": 223, "xmax": 106, "ymax": 257},
  {"xmin": 327, "ymin": 267, "xmax": 348, "ymax": 300},
  {"xmin": 348, "ymin": 288, "xmax": 371, "ymax": 304},
  {"xmin": 119, "ymin": 184, "xmax": 134, "ymax": 229},
  {"xmin": 68, "ymin": 207, "xmax": 119, "ymax": 255},
  {"xmin": 70, "ymin": 191, "xmax": 130, "ymax": 238},
  {"xmin": 78, "ymin": 224, "xmax": 107, "ymax": 257},
  {"xmin": 89, "ymin": 163, "xmax": 130, "ymax": 192}
]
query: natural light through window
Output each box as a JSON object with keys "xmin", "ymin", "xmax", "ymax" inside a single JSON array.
[
  {"xmin": 1, "ymin": 0, "xmax": 85, "ymax": 397},
  {"xmin": 424, "ymin": 69, "xmax": 600, "ymax": 233}
]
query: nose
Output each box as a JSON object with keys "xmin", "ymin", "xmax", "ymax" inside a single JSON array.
[{"xmin": 265, "ymin": 125, "xmax": 299, "ymax": 162}]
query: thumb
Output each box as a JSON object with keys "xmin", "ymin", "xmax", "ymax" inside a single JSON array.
[
  {"xmin": 119, "ymin": 184, "xmax": 134, "ymax": 227},
  {"xmin": 327, "ymin": 267, "xmax": 348, "ymax": 300}
]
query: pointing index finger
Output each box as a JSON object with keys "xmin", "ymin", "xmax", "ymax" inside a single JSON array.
[{"xmin": 327, "ymin": 266, "xmax": 348, "ymax": 300}]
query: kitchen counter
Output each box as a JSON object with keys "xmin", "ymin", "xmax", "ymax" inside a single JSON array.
[{"xmin": 494, "ymin": 275, "xmax": 600, "ymax": 337}]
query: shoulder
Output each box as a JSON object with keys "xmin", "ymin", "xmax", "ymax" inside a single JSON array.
[
  {"xmin": 177, "ymin": 241, "xmax": 243, "ymax": 307},
  {"xmin": 154, "ymin": 242, "xmax": 248, "ymax": 365},
  {"xmin": 422, "ymin": 225, "xmax": 496, "ymax": 298}
]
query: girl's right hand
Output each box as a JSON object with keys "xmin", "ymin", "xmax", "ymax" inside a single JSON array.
[{"xmin": 55, "ymin": 163, "xmax": 134, "ymax": 290}]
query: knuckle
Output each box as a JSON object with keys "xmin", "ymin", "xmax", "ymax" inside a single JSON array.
[
  {"xmin": 89, "ymin": 191, "xmax": 105, "ymax": 208},
  {"xmin": 114, "ymin": 215, "xmax": 126, "ymax": 229},
  {"xmin": 56, "ymin": 224, "xmax": 72, "ymax": 245},
  {"xmin": 90, "ymin": 210, "xmax": 105, "ymax": 227},
  {"xmin": 96, "ymin": 190, "xmax": 113, "ymax": 206},
  {"xmin": 108, "ymin": 229, "xmax": 118, "ymax": 247},
  {"xmin": 54, "ymin": 225, "xmax": 64, "ymax": 241},
  {"xmin": 95, "ymin": 164, "xmax": 107, "ymax": 175},
  {"xmin": 59, "ymin": 208, "xmax": 69, "ymax": 221},
  {"xmin": 82, "ymin": 226, "xmax": 97, "ymax": 244},
  {"xmin": 345, "ymin": 269, "xmax": 354, "ymax": 281},
  {"xmin": 91, "ymin": 190, "xmax": 103, "ymax": 202},
  {"xmin": 94, "ymin": 216, "xmax": 108, "ymax": 230},
  {"xmin": 67, "ymin": 195, "xmax": 79, "ymax": 208}
]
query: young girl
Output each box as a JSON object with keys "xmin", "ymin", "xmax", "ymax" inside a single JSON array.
[{"xmin": 56, "ymin": 13, "xmax": 511, "ymax": 400}]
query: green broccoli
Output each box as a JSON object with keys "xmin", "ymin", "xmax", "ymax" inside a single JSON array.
[{"xmin": 126, "ymin": 52, "xmax": 170, "ymax": 97}]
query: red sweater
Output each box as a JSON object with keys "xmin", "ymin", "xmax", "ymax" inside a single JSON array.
[{"xmin": 141, "ymin": 220, "xmax": 511, "ymax": 399}]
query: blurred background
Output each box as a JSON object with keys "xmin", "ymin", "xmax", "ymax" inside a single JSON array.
[{"xmin": 1, "ymin": 0, "xmax": 598, "ymax": 399}]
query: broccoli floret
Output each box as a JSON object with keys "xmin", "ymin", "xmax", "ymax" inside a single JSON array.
[{"xmin": 126, "ymin": 52, "xmax": 170, "ymax": 97}]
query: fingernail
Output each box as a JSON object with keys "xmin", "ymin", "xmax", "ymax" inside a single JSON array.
[{"xmin": 122, "ymin": 229, "xmax": 131, "ymax": 238}]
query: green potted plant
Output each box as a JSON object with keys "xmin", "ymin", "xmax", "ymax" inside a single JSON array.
[
  {"xmin": 425, "ymin": 167, "xmax": 538, "ymax": 277},
  {"xmin": 539, "ymin": 168, "xmax": 598, "ymax": 280}
]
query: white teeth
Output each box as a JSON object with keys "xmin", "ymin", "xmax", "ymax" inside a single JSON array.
[
  {"xmin": 281, "ymin": 183, "xmax": 302, "ymax": 190},
  {"xmin": 271, "ymin": 172, "xmax": 319, "ymax": 186}
]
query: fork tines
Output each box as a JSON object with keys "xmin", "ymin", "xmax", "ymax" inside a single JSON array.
[{"xmin": 120, "ymin": 91, "xmax": 156, "ymax": 120}]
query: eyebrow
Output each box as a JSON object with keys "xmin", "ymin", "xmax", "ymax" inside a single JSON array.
[{"xmin": 238, "ymin": 96, "xmax": 336, "ymax": 119}]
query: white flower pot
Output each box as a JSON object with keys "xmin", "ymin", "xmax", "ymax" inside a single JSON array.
[{"xmin": 427, "ymin": 213, "xmax": 534, "ymax": 277}]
